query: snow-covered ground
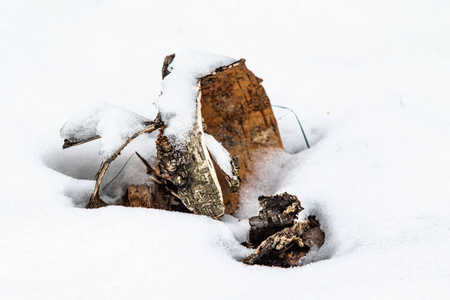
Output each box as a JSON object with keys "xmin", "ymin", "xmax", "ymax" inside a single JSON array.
[{"xmin": 1, "ymin": 0, "xmax": 450, "ymax": 299}]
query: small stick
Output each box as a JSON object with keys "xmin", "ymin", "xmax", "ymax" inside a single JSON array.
[
  {"xmin": 86, "ymin": 120, "xmax": 163, "ymax": 208},
  {"xmin": 63, "ymin": 135, "xmax": 101, "ymax": 149}
]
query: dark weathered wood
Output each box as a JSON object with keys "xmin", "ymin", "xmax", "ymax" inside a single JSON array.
[
  {"xmin": 243, "ymin": 220, "xmax": 310, "ymax": 267},
  {"xmin": 162, "ymin": 53, "xmax": 175, "ymax": 79},
  {"xmin": 243, "ymin": 193, "xmax": 325, "ymax": 267},
  {"xmin": 243, "ymin": 216, "xmax": 325, "ymax": 267},
  {"xmin": 248, "ymin": 193, "xmax": 303, "ymax": 246},
  {"xmin": 121, "ymin": 184, "xmax": 174, "ymax": 210}
]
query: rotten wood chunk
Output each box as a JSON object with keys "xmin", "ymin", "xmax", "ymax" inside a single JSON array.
[
  {"xmin": 243, "ymin": 220, "xmax": 309, "ymax": 267},
  {"xmin": 248, "ymin": 193, "xmax": 303, "ymax": 247},
  {"xmin": 124, "ymin": 152, "xmax": 192, "ymax": 213},
  {"xmin": 122, "ymin": 185, "xmax": 160, "ymax": 209},
  {"xmin": 121, "ymin": 184, "xmax": 192, "ymax": 212},
  {"xmin": 244, "ymin": 192, "xmax": 325, "ymax": 267},
  {"xmin": 243, "ymin": 216, "xmax": 325, "ymax": 268}
]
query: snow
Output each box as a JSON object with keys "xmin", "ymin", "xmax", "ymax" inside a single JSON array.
[
  {"xmin": 60, "ymin": 101, "xmax": 151, "ymax": 158},
  {"xmin": 154, "ymin": 50, "xmax": 235, "ymax": 146},
  {"xmin": 204, "ymin": 133, "xmax": 233, "ymax": 177},
  {"xmin": 2, "ymin": 0, "xmax": 450, "ymax": 299}
]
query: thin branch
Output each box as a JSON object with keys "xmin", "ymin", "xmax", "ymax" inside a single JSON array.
[
  {"xmin": 135, "ymin": 151, "xmax": 158, "ymax": 176},
  {"xmin": 62, "ymin": 121, "xmax": 155, "ymax": 149},
  {"xmin": 63, "ymin": 135, "xmax": 101, "ymax": 149},
  {"xmin": 86, "ymin": 120, "xmax": 163, "ymax": 209},
  {"xmin": 135, "ymin": 151, "xmax": 182, "ymax": 200}
]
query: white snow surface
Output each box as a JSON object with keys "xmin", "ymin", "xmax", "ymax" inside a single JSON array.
[
  {"xmin": 2, "ymin": 0, "xmax": 450, "ymax": 299},
  {"xmin": 154, "ymin": 50, "xmax": 235, "ymax": 146},
  {"xmin": 204, "ymin": 133, "xmax": 233, "ymax": 177},
  {"xmin": 60, "ymin": 101, "xmax": 151, "ymax": 158}
]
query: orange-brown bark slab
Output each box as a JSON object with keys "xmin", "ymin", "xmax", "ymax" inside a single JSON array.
[{"xmin": 200, "ymin": 60, "xmax": 284, "ymax": 213}]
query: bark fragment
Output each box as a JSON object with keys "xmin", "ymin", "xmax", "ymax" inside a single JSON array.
[
  {"xmin": 248, "ymin": 193, "xmax": 303, "ymax": 246},
  {"xmin": 243, "ymin": 193, "xmax": 325, "ymax": 268},
  {"xmin": 243, "ymin": 220, "xmax": 310, "ymax": 267},
  {"xmin": 126, "ymin": 152, "xmax": 191, "ymax": 213},
  {"xmin": 200, "ymin": 60, "xmax": 284, "ymax": 213}
]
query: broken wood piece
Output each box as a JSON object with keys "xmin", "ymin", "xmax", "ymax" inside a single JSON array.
[
  {"xmin": 243, "ymin": 220, "xmax": 310, "ymax": 267},
  {"xmin": 162, "ymin": 53, "xmax": 175, "ymax": 79},
  {"xmin": 155, "ymin": 54, "xmax": 284, "ymax": 218},
  {"xmin": 243, "ymin": 193, "xmax": 324, "ymax": 267},
  {"xmin": 248, "ymin": 193, "xmax": 303, "ymax": 247},
  {"xmin": 121, "ymin": 184, "xmax": 173, "ymax": 210},
  {"xmin": 62, "ymin": 135, "xmax": 101, "ymax": 149},
  {"xmin": 243, "ymin": 216, "xmax": 325, "ymax": 268},
  {"xmin": 133, "ymin": 152, "xmax": 191, "ymax": 213}
]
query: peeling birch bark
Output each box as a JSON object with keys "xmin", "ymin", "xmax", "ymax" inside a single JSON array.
[{"xmin": 155, "ymin": 90, "xmax": 226, "ymax": 218}]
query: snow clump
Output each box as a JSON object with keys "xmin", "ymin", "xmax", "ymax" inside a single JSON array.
[
  {"xmin": 60, "ymin": 101, "xmax": 151, "ymax": 159},
  {"xmin": 154, "ymin": 50, "xmax": 236, "ymax": 147}
]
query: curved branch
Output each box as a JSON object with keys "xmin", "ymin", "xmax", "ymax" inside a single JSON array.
[{"xmin": 86, "ymin": 120, "xmax": 163, "ymax": 209}]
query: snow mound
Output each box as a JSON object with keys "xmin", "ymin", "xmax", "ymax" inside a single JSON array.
[
  {"xmin": 60, "ymin": 102, "xmax": 152, "ymax": 159},
  {"xmin": 154, "ymin": 50, "xmax": 236, "ymax": 147}
]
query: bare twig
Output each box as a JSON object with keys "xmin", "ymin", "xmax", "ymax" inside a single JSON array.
[
  {"xmin": 63, "ymin": 135, "xmax": 101, "ymax": 149},
  {"xmin": 86, "ymin": 119, "xmax": 163, "ymax": 209},
  {"xmin": 135, "ymin": 151, "xmax": 182, "ymax": 200}
]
